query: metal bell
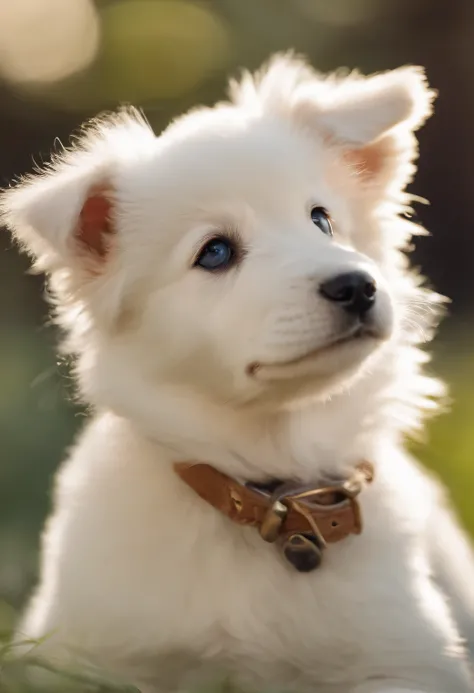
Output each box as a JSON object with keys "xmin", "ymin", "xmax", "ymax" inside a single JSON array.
[{"xmin": 282, "ymin": 533, "xmax": 324, "ymax": 572}]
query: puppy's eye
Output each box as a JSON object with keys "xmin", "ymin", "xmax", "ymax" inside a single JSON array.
[
  {"xmin": 310, "ymin": 207, "xmax": 333, "ymax": 237},
  {"xmin": 195, "ymin": 237, "xmax": 235, "ymax": 271}
]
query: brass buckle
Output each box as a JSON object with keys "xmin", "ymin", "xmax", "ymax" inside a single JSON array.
[
  {"xmin": 289, "ymin": 478, "xmax": 364, "ymax": 536},
  {"xmin": 259, "ymin": 500, "xmax": 288, "ymax": 543},
  {"xmin": 258, "ymin": 475, "xmax": 363, "ymax": 544},
  {"xmin": 251, "ymin": 466, "xmax": 372, "ymax": 572}
]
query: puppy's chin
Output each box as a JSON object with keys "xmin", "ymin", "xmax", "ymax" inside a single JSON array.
[{"xmin": 247, "ymin": 333, "xmax": 386, "ymax": 404}]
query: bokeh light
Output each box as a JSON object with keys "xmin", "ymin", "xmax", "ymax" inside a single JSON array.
[
  {"xmin": 98, "ymin": 0, "xmax": 230, "ymax": 102},
  {"xmin": 0, "ymin": 0, "xmax": 100, "ymax": 84},
  {"xmin": 0, "ymin": 0, "xmax": 230, "ymax": 112}
]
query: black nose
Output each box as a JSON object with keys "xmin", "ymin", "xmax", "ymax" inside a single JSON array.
[{"xmin": 319, "ymin": 271, "xmax": 376, "ymax": 315}]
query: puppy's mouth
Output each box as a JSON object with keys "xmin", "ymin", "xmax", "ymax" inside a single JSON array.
[{"xmin": 247, "ymin": 323, "xmax": 382, "ymax": 379}]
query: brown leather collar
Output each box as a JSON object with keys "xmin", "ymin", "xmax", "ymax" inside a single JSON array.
[{"xmin": 174, "ymin": 461, "xmax": 374, "ymax": 573}]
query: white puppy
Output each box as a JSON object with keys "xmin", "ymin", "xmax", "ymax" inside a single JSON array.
[{"xmin": 3, "ymin": 54, "xmax": 474, "ymax": 693}]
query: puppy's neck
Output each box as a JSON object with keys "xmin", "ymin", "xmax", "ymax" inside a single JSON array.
[{"xmin": 110, "ymin": 381, "xmax": 388, "ymax": 484}]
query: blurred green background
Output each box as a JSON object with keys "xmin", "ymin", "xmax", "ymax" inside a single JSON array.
[{"xmin": 0, "ymin": 0, "xmax": 473, "ymax": 685}]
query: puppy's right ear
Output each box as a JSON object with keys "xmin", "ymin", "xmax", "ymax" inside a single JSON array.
[
  {"xmin": 2, "ymin": 156, "xmax": 115, "ymax": 275},
  {"xmin": 1, "ymin": 108, "xmax": 153, "ymax": 277},
  {"xmin": 1, "ymin": 109, "xmax": 155, "ymax": 339}
]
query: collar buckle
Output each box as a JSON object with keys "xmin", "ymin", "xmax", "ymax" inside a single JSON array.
[
  {"xmin": 259, "ymin": 500, "xmax": 288, "ymax": 543},
  {"xmin": 258, "ymin": 474, "xmax": 367, "ymax": 571}
]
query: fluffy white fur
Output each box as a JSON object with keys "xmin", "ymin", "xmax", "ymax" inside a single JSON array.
[{"xmin": 3, "ymin": 54, "xmax": 474, "ymax": 693}]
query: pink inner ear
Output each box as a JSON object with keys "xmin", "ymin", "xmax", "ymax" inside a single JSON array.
[
  {"xmin": 344, "ymin": 145, "xmax": 382, "ymax": 180},
  {"xmin": 343, "ymin": 137, "xmax": 391, "ymax": 182},
  {"xmin": 77, "ymin": 185, "xmax": 114, "ymax": 259}
]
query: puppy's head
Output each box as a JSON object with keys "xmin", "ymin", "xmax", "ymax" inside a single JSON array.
[{"xmin": 1, "ymin": 54, "xmax": 435, "ymax": 419}]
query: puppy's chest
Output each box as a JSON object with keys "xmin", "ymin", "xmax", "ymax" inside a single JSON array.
[
  {"xmin": 50, "ymin": 450, "xmax": 435, "ymax": 693},
  {"xmin": 125, "ymin": 551, "xmax": 367, "ymax": 691},
  {"xmin": 117, "ymin": 507, "xmax": 401, "ymax": 685},
  {"xmin": 63, "ymin": 442, "xmax": 427, "ymax": 686}
]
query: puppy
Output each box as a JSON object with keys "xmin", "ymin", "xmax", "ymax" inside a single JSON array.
[{"xmin": 3, "ymin": 54, "xmax": 474, "ymax": 693}]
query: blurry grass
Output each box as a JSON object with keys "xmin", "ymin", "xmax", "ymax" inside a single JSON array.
[
  {"xmin": 410, "ymin": 337, "xmax": 474, "ymax": 533},
  {"xmin": 0, "ymin": 643, "xmax": 139, "ymax": 693},
  {"xmin": 0, "ymin": 601, "xmax": 138, "ymax": 692}
]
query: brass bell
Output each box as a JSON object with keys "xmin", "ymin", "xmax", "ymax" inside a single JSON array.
[{"xmin": 282, "ymin": 533, "xmax": 323, "ymax": 572}]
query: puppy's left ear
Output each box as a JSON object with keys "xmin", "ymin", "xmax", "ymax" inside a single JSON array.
[{"xmin": 302, "ymin": 66, "xmax": 435, "ymax": 191}]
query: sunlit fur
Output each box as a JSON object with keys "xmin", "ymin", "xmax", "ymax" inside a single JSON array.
[{"xmin": 3, "ymin": 54, "xmax": 474, "ymax": 693}]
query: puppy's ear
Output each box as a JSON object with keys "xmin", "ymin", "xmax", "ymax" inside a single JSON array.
[
  {"xmin": 311, "ymin": 67, "xmax": 435, "ymax": 190},
  {"xmin": 237, "ymin": 56, "xmax": 435, "ymax": 192},
  {"xmin": 2, "ymin": 108, "xmax": 153, "ymax": 272},
  {"xmin": 1, "ymin": 108, "xmax": 154, "ymax": 332},
  {"xmin": 2, "ymin": 155, "xmax": 115, "ymax": 275},
  {"xmin": 316, "ymin": 67, "xmax": 433, "ymax": 146}
]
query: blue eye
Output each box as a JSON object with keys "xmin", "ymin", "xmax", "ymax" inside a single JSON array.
[
  {"xmin": 195, "ymin": 237, "xmax": 235, "ymax": 271},
  {"xmin": 310, "ymin": 207, "xmax": 333, "ymax": 236}
]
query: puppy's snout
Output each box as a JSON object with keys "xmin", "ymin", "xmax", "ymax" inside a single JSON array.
[{"xmin": 319, "ymin": 271, "xmax": 376, "ymax": 316}]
